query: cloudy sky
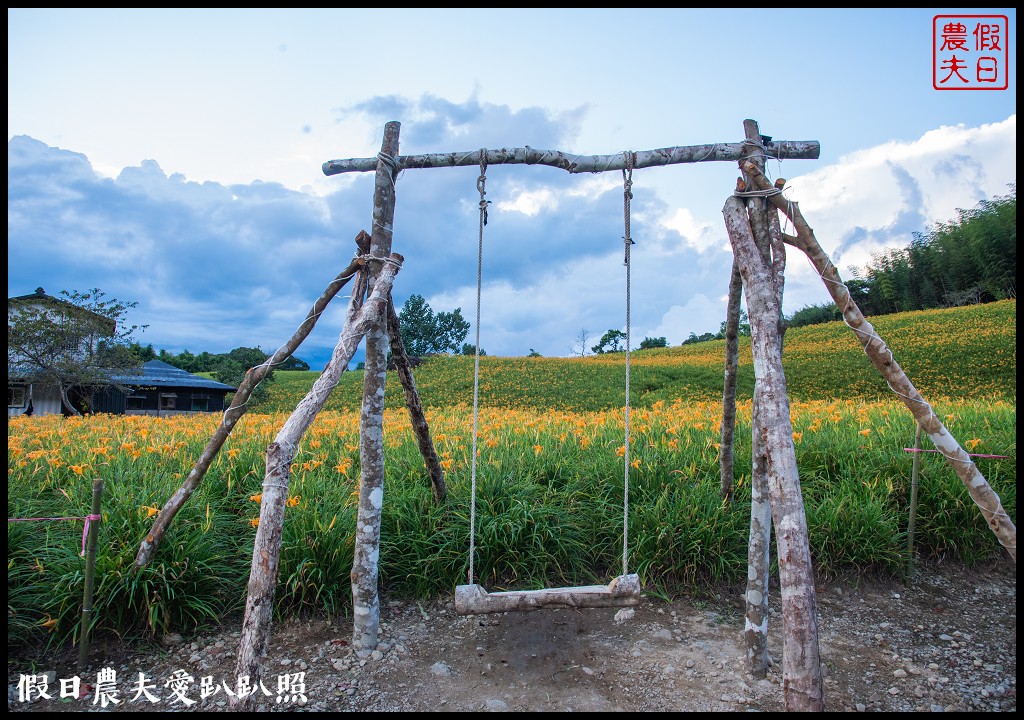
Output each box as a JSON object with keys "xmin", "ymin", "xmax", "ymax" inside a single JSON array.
[{"xmin": 8, "ymin": 9, "xmax": 1017, "ymax": 369}]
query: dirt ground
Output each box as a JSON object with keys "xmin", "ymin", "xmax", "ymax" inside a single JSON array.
[{"xmin": 8, "ymin": 560, "xmax": 1016, "ymax": 713}]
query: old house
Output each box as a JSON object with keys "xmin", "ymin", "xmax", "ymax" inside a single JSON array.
[
  {"xmin": 111, "ymin": 360, "xmax": 236, "ymax": 416},
  {"xmin": 8, "ymin": 287, "xmax": 120, "ymax": 416},
  {"xmin": 9, "ymin": 288, "xmax": 236, "ymax": 417}
]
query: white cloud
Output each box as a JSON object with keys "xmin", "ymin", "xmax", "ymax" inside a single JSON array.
[
  {"xmin": 783, "ymin": 115, "xmax": 1016, "ymax": 276},
  {"xmin": 8, "ymin": 104, "xmax": 1016, "ymax": 367},
  {"xmin": 647, "ymin": 294, "xmax": 725, "ymax": 344},
  {"xmin": 659, "ymin": 207, "xmax": 721, "ymax": 252}
]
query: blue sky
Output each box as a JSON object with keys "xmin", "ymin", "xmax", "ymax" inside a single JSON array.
[{"xmin": 8, "ymin": 9, "xmax": 1017, "ymax": 370}]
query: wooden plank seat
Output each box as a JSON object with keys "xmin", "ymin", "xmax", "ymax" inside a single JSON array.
[{"xmin": 454, "ymin": 573, "xmax": 641, "ymax": 615}]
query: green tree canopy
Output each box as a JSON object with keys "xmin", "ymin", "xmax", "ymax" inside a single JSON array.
[
  {"xmin": 591, "ymin": 329, "xmax": 627, "ymax": 354},
  {"xmin": 639, "ymin": 336, "xmax": 668, "ymax": 349},
  {"xmin": 397, "ymin": 294, "xmax": 471, "ymax": 356}
]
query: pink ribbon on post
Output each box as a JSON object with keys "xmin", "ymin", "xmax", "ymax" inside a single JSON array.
[
  {"xmin": 80, "ymin": 514, "xmax": 102, "ymax": 556},
  {"xmin": 7, "ymin": 514, "xmax": 103, "ymax": 556}
]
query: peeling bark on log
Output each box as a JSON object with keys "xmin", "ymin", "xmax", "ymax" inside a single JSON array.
[
  {"xmin": 745, "ymin": 392, "xmax": 772, "ymax": 679},
  {"xmin": 231, "ymin": 254, "xmax": 400, "ymax": 709},
  {"xmin": 135, "ymin": 235, "xmax": 370, "ymax": 569},
  {"xmin": 739, "ymin": 119, "xmax": 785, "ymax": 681},
  {"xmin": 741, "ymin": 161, "xmax": 1017, "ymax": 563},
  {"xmin": 386, "ymin": 301, "xmax": 447, "ymax": 504},
  {"xmin": 351, "ymin": 121, "xmax": 401, "ymax": 656},
  {"xmin": 724, "ymin": 196, "xmax": 824, "ymax": 711},
  {"xmin": 720, "ymin": 256, "xmax": 743, "ymax": 505},
  {"xmin": 323, "ymin": 139, "xmax": 820, "ymax": 176}
]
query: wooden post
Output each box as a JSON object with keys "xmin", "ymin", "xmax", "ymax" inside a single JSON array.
[
  {"xmin": 78, "ymin": 478, "xmax": 102, "ymax": 674},
  {"xmin": 386, "ymin": 301, "xmax": 447, "ymax": 504},
  {"xmin": 724, "ymin": 195, "xmax": 824, "ymax": 711},
  {"xmin": 738, "ymin": 119, "xmax": 787, "ymax": 681},
  {"xmin": 351, "ymin": 121, "xmax": 401, "ymax": 655},
  {"xmin": 906, "ymin": 422, "xmax": 923, "ymax": 583}
]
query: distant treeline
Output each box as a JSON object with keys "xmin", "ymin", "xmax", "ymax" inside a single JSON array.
[
  {"xmin": 686, "ymin": 184, "xmax": 1017, "ymax": 342},
  {"xmin": 129, "ymin": 343, "xmax": 309, "ymax": 374}
]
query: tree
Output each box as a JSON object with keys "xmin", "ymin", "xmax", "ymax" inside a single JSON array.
[
  {"xmin": 397, "ymin": 294, "xmax": 470, "ymax": 356},
  {"xmin": 856, "ymin": 184, "xmax": 1016, "ymax": 315},
  {"xmin": 639, "ymin": 336, "xmax": 668, "ymax": 349},
  {"xmin": 591, "ymin": 329, "xmax": 626, "ymax": 354},
  {"xmin": 681, "ymin": 331, "xmax": 719, "ymax": 345},
  {"xmin": 569, "ymin": 328, "xmax": 591, "ymax": 357},
  {"xmin": 527, "ymin": 348, "xmax": 542, "ymax": 357},
  {"xmin": 787, "ymin": 303, "xmax": 841, "ymax": 328},
  {"xmin": 174, "ymin": 349, "xmax": 198, "ymax": 373},
  {"xmin": 461, "ymin": 343, "xmax": 486, "ymax": 356},
  {"xmin": 214, "ymin": 346, "xmax": 275, "ymax": 407},
  {"xmin": 278, "ymin": 356, "xmax": 310, "ymax": 371},
  {"xmin": 719, "ymin": 308, "xmax": 751, "ymax": 338},
  {"xmin": 129, "ymin": 342, "xmax": 157, "ymax": 361},
  {"xmin": 8, "ymin": 287, "xmax": 147, "ymax": 415}
]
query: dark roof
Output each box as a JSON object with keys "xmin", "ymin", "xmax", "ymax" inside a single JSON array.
[
  {"xmin": 8, "ymin": 287, "xmax": 116, "ymax": 335},
  {"xmin": 112, "ymin": 360, "xmax": 237, "ymax": 391},
  {"xmin": 8, "ymin": 286, "xmax": 59, "ymax": 303}
]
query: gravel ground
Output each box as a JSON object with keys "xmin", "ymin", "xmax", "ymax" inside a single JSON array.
[{"xmin": 8, "ymin": 559, "xmax": 1016, "ymax": 712}]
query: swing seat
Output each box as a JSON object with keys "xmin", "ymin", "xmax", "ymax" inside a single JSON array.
[{"xmin": 454, "ymin": 573, "xmax": 641, "ymax": 616}]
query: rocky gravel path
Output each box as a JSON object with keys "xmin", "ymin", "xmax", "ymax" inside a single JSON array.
[{"xmin": 9, "ymin": 560, "xmax": 1015, "ymax": 712}]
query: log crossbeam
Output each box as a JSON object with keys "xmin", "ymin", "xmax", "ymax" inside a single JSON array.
[{"xmin": 323, "ymin": 140, "xmax": 819, "ymax": 177}]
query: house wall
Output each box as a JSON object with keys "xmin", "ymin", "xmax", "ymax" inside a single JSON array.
[
  {"xmin": 7, "ymin": 384, "xmax": 61, "ymax": 417},
  {"xmin": 92, "ymin": 387, "xmax": 128, "ymax": 415},
  {"xmin": 7, "ymin": 384, "xmax": 226, "ymax": 417},
  {"xmin": 125, "ymin": 388, "xmax": 229, "ymax": 415}
]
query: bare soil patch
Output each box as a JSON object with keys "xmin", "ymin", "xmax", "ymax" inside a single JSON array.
[{"xmin": 9, "ymin": 560, "xmax": 1015, "ymax": 712}]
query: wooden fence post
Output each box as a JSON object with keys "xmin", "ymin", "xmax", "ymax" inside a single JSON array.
[
  {"xmin": 78, "ymin": 478, "xmax": 103, "ymax": 674},
  {"xmin": 906, "ymin": 423, "xmax": 923, "ymax": 583}
]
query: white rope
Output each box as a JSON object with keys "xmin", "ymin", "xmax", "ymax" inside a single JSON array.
[
  {"xmin": 621, "ymin": 153, "xmax": 635, "ymax": 578},
  {"xmin": 467, "ymin": 149, "xmax": 488, "ymax": 586}
]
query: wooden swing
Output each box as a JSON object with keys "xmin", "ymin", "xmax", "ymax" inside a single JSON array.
[{"xmin": 454, "ymin": 151, "xmax": 641, "ymax": 615}]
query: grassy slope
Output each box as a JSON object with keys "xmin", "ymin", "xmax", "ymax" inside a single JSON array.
[{"xmin": 260, "ymin": 299, "xmax": 1016, "ymax": 413}]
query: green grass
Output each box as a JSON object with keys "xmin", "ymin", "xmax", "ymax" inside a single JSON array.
[
  {"xmin": 7, "ymin": 300, "xmax": 1017, "ymax": 654},
  {"xmin": 257, "ymin": 299, "xmax": 1016, "ymax": 413}
]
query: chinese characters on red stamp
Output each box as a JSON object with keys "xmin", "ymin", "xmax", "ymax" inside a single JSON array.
[{"xmin": 934, "ymin": 15, "xmax": 1009, "ymax": 90}]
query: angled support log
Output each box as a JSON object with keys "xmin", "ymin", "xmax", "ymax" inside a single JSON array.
[
  {"xmin": 134, "ymin": 232, "xmax": 371, "ymax": 569},
  {"xmin": 386, "ymin": 300, "xmax": 447, "ymax": 504},
  {"xmin": 719, "ymin": 255, "xmax": 743, "ymax": 505},
  {"xmin": 742, "ymin": 161, "xmax": 1017, "ymax": 563},
  {"xmin": 231, "ymin": 252, "xmax": 402, "ymax": 709}
]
